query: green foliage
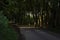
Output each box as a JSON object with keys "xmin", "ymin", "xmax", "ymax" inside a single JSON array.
[
  {"xmin": 0, "ymin": 0, "xmax": 60, "ymax": 33},
  {"xmin": 0, "ymin": 11, "xmax": 18, "ymax": 40},
  {"xmin": 0, "ymin": 11, "xmax": 8, "ymax": 27},
  {"xmin": 0, "ymin": 26, "xmax": 18, "ymax": 40},
  {"xmin": 20, "ymin": 15, "xmax": 34, "ymax": 25}
]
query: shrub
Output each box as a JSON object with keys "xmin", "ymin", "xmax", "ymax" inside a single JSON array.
[{"xmin": 0, "ymin": 11, "xmax": 18, "ymax": 40}]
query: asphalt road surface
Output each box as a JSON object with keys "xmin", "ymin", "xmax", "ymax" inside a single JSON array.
[{"xmin": 20, "ymin": 28, "xmax": 60, "ymax": 40}]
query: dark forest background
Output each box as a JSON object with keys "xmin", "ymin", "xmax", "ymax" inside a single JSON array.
[{"xmin": 0, "ymin": 0, "xmax": 60, "ymax": 40}]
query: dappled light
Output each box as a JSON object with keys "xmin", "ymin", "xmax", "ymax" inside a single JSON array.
[{"xmin": 0, "ymin": 0, "xmax": 60, "ymax": 40}]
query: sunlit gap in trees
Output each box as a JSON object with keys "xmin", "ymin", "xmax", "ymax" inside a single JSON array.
[
  {"xmin": 26, "ymin": 12, "xmax": 33, "ymax": 18},
  {"xmin": 25, "ymin": 12, "xmax": 33, "ymax": 26}
]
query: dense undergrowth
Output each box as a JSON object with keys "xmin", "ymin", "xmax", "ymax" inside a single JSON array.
[{"xmin": 0, "ymin": 11, "xmax": 18, "ymax": 40}]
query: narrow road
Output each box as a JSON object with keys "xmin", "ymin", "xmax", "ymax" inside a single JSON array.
[{"xmin": 20, "ymin": 28, "xmax": 60, "ymax": 40}]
